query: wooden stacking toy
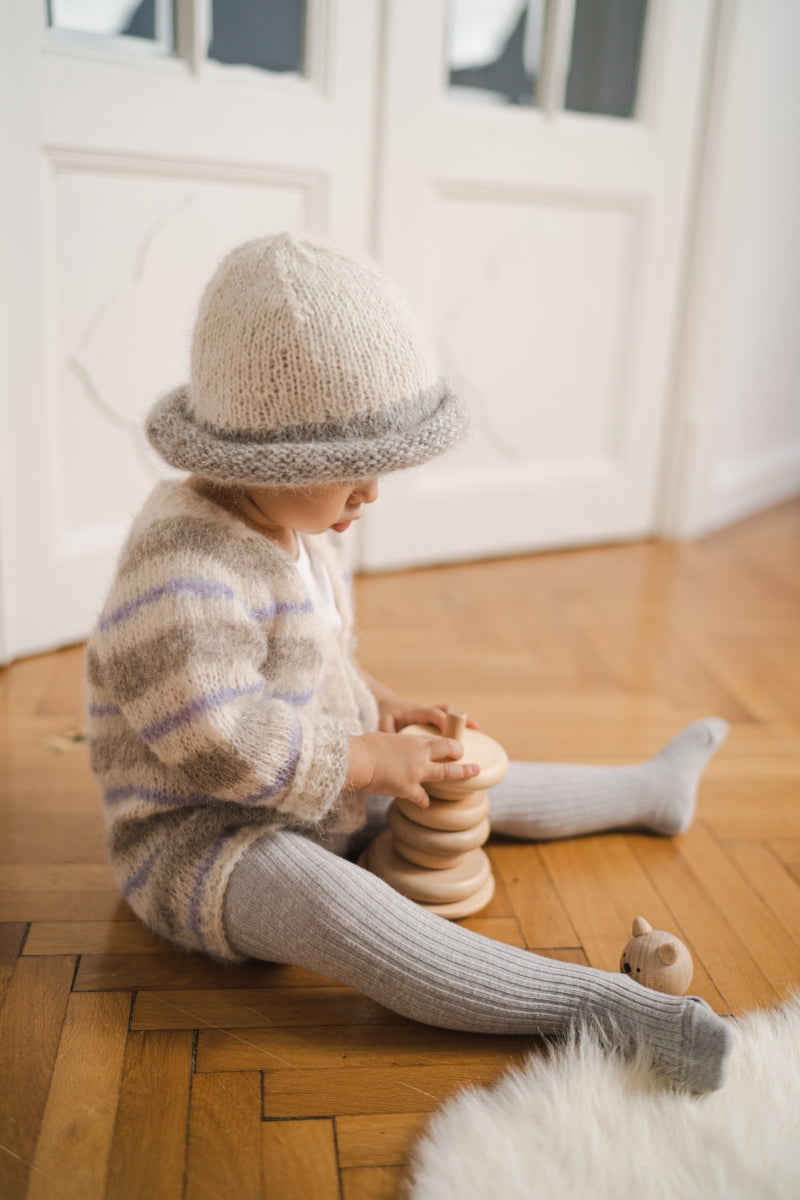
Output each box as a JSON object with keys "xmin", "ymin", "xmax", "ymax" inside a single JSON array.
[{"xmin": 360, "ymin": 707, "xmax": 509, "ymax": 918}]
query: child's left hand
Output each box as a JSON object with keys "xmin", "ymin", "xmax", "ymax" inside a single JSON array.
[
  {"xmin": 377, "ymin": 693, "xmax": 480, "ymax": 735},
  {"xmin": 357, "ymin": 665, "xmax": 480, "ymax": 735}
]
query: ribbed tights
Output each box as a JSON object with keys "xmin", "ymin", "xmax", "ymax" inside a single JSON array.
[{"xmin": 223, "ymin": 720, "xmax": 732, "ymax": 1091}]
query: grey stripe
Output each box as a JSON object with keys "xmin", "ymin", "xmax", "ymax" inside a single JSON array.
[
  {"xmin": 85, "ymin": 644, "xmax": 104, "ymax": 688},
  {"xmin": 100, "ymin": 620, "xmax": 265, "ymax": 704},
  {"xmin": 108, "ymin": 809, "xmax": 169, "ymax": 861},
  {"xmin": 175, "ymin": 382, "xmax": 445, "ymax": 445},
  {"xmin": 177, "ymin": 747, "xmax": 249, "ymax": 793},
  {"xmin": 146, "ymin": 382, "xmax": 468, "ymax": 487},
  {"xmin": 258, "ymin": 633, "xmax": 322, "ymax": 677},
  {"xmin": 90, "ymin": 728, "xmax": 165, "ymax": 776},
  {"xmin": 117, "ymin": 515, "xmax": 290, "ymax": 584}
]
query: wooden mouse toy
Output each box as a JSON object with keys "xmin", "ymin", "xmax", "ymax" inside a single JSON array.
[{"xmin": 620, "ymin": 916, "xmax": 694, "ymax": 995}]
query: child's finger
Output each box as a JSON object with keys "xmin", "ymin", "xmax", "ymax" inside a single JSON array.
[
  {"xmin": 428, "ymin": 736, "xmax": 464, "ymax": 761},
  {"xmin": 403, "ymin": 786, "xmax": 430, "ymax": 810},
  {"xmin": 425, "ymin": 739, "xmax": 480, "ymax": 781},
  {"xmin": 424, "ymin": 760, "xmax": 480, "ymax": 784},
  {"xmin": 434, "ymin": 703, "xmax": 480, "ymax": 730},
  {"xmin": 400, "ymin": 706, "xmax": 446, "ymax": 731}
]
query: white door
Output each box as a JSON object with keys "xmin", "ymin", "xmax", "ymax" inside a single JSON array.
[
  {"xmin": 0, "ymin": 0, "xmax": 378, "ymax": 660},
  {"xmin": 360, "ymin": 0, "xmax": 714, "ymax": 569}
]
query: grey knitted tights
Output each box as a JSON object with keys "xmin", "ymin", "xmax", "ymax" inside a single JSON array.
[{"xmin": 223, "ymin": 719, "xmax": 732, "ymax": 1091}]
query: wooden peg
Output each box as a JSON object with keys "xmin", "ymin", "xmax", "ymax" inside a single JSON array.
[{"xmin": 444, "ymin": 707, "xmax": 468, "ymax": 741}]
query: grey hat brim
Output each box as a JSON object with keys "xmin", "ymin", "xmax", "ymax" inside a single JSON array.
[{"xmin": 146, "ymin": 382, "xmax": 469, "ymax": 486}]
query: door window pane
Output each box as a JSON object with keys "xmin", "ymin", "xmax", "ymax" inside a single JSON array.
[
  {"xmin": 565, "ymin": 0, "xmax": 648, "ymax": 118},
  {"xmin": 446, "ymin": 0, "xmax": 544, "ymax": 107},
  {"xmin": 47, "ymin": 0, "xmax": 169, "ymax": 45},
  {"xmin": 209, "ymin": 0, "xmax": 306, "ymax": 75},
  {"xmin": 446, "ymin": 0, "xmax": 647, "ymax": 118}
]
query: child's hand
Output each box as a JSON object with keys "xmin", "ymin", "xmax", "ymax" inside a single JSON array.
[
  {"xmin": 347, "ymin": 732, "xmax": 480, "ymax": 809},
  {"xmin": 377, "ymin": 693, "xmax": 480, "ymax": 734}
]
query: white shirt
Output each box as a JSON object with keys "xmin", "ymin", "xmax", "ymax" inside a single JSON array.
[{"xmin": 294, "ymin": 536, "xmax": 343, "ymax": 635}]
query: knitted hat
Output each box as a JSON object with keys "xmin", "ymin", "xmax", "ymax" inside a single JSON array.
[{"xmin": 146, "ymin": 232, "xmax": 467, "ymax": 486}]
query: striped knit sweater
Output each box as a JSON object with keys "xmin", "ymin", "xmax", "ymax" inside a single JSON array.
[{"xmin": 86, "ymin": 480, "xmax": 379, "ymax": 960}]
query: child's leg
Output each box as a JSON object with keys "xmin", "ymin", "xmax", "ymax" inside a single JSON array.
[
  {"xmin": 489, "ymin": 719, "xmax": 728, "ymax": 840},
  {"xmin": 223, "ymin": 830, "xmax": 731, "ymax": 1092},
  {"xmin": 343, "ymin": 720, "xmax": 728, "ymax": 854}
]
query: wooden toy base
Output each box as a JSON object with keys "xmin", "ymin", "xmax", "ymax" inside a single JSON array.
[
  {"xmin": 416, "ymin": 872, "xmax": 495, "ymax": 918},
  {"xmin": 359, "ymin": 831, "xmax": 494, "ymax": 918}
]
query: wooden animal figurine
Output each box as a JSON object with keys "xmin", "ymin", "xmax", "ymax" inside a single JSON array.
[
  {"xmin": 359, "ymin": 706, "xmax": 508, "ymax": 918},
  {"xmin": 620, "ymin": 916, "xmax": 694, "ymax": 995}
]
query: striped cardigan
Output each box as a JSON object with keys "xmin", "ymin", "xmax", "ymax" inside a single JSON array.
[{"xmin": 86, "ymin": 480, "xmax": 379, "ymax": 960}]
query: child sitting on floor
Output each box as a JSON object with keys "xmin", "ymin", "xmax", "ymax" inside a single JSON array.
[{"xmin": 86, "ymin": 232, "xmax": 732, "ymax": 1092}]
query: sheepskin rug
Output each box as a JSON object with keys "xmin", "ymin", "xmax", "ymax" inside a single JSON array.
[{"xmin": 408, "ymin": 997, "xmax": 800, "ymax": 1200}]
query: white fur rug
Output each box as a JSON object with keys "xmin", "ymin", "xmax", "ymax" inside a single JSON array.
[{"xmin": 408, "ymin": 997, "xmax": 800, "ymax": 1200}]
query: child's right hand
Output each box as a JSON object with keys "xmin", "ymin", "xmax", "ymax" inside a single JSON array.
[{"xmin": 346, "ymin": 732, "xmax": 480, "ymax": 809}]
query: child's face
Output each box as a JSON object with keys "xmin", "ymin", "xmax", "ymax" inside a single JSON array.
[{"xmin": 246, "ymin": 477, "xmax": 379, "ymax": 536}]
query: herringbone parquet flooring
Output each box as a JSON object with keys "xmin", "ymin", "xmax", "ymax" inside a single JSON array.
[{"xmin": 1, "ymin": 498, "xmax": 799, "ymax": 1199}]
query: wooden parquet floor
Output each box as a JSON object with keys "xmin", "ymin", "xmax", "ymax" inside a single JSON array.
[{"xmin": 1, "ymin": 497, "xmax": 799, "ymax": 1199}]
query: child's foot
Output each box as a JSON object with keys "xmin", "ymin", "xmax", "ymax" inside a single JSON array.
[
  {"xmin": 652, "ymin": 996, "xmax": 733, "ymax": 1093},
  {"xmin": 598, "ymin": 984, "xmax": 733, "ymax": 1093},
  {"xmin": 635, "ymin": 718, "xmax": 729, "ymax": 836}
]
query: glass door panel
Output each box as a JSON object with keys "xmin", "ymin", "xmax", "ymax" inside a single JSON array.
[
  {"xmin": 47, "ymin": 0, "xmax": 174, "ymax": 53},
  {"xmin": 208, "ymin": 0, "xmax": 306, "ymax": 75},
  {"xmin": 47, "ymin": 0, "xmax": 309, "ymax": 76},
  {"xmin": 566, "ymin": 0, "xmax": 648, "ymax": 118},
  {"xmin": 446, "ymin": 0, "xmax": 544, "ymax": 106},
  {"xmin": 445, "ymin": 0, "xmax": 648, "ymax": 119}
]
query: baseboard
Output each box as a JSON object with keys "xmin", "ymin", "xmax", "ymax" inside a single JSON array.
[{"xmin": 702, "ymin": 441, "xmax": 800, "ymax": 533}]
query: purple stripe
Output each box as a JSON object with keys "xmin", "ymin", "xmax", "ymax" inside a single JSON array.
[
  {"xmin": 88, "ymin": 702, "xmax": 122, "ymax": 718},
  {"xmin": 273, "ymin": 689, "xmax": 314, "ymax": 706},
  {"xmin": 99, "ymin": 579, "xmax": 313, "ymax": 633},
  {"xmin": 99, "ymin": 578, "xmax": 237, "ymax": 632},
  {"xmin": 250, "ymin": 598, "xmax": 313, "ymax": 621},
  {"xmin": 104, "ymin": 785, "xmax": 209, "ymax": 809},
  {"xmin": 141, "ymin": 681, "xmax": 264, "ymax": 744},
  {"xmin": 122, "ymin": 845, "xmax": 163, "ymax": 899},
  {"xmin": 188, "ymin": 832, "xmax": 235, "ymax": 951}
]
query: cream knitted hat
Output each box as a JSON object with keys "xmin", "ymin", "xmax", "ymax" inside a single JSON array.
[{"xmin": 146, "ymin": 232, "xmax": 467, "ymax": 486}]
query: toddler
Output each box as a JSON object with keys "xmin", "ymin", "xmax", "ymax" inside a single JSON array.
[{"xmin": 86, "ymin": 232, "xmax": 732, "ymax": 1092}]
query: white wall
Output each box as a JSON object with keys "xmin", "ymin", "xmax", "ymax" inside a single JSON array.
[
  {"xmin": 664, "ymin": 0, "xmax": 800, "ymax": 536},
  {"xmin": 706, "ymin": 0, "xmax": 800, "ymax": 527}
]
